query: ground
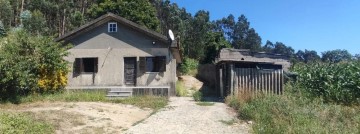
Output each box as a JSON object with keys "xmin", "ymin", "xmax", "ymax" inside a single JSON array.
[
  {"xmin": 1, "ymin": 97, "xmax": 250, "ymax": 134},
  {"xmin": 125, "ymin": 97, "xmax": 250, "ymax": 134},
  {"xmin": 1, "ymin": 102, "xmax": 152, "ymax": 134}
]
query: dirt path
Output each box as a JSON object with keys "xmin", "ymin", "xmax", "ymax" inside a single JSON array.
[
  {"xmin": 125, "ymin": 97, "xmax": 250, "ymax": 134},
  {"xmin": 2, "ymin": 102, "xmax": 152, "ymax": 134}
]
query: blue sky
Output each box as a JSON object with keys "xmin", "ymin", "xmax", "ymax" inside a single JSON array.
[{"xmin": 170, "ymin": 0, "xmax": 360, "ymax": 55}]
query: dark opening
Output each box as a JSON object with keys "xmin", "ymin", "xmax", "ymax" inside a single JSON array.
[
  {"xmin": 83, "ymin": 58, "xmax": 97, "ymax": 72},
  {"xmin": 73, "ymin": 57, "xmax": 98, "ymax": 75},
  {"xmin": 142, "ymin": 56, "xmax": 166, "ymax": 72}
]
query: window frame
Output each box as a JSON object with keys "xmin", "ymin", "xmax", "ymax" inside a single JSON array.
[
  {"xmin": 73, "ymin": 57, "xmax": 98, "ymax": 75},
  {"xmin": 140, "ymin": 56, "xmax": 166, "ymax": 73},
  {"xmin": 108, "ymin": 22, "xmax": 117, "ymax": 33}
]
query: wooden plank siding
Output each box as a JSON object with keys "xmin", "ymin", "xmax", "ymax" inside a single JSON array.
[{"xmin": 231, "ymin": 68, "xmax": 283, "ymax": 95}]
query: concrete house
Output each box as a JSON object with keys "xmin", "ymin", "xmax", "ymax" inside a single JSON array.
[{"xmin": 56, "ymin": 13, "xmax": 181, "ymax": 96}]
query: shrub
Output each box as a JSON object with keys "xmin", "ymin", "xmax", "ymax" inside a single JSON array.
[
  {"xmin": 179, "ymin": 57, "xmax": 199, "ymax": 75},
  {"xmin": 293, "ymin": 61, "xmax": 360, "ymax": 104},
  {"xmin": 0, "ymin": 30, "xmax": 68, "ymax": 101},
  {"xmin": 192, "ymin": 91, "xmax": 202, "ymax": 101}
]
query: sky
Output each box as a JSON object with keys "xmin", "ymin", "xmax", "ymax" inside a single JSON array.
[{"xmin": 170, "ymin": 0, "xmax": 360, "ymax": 55}]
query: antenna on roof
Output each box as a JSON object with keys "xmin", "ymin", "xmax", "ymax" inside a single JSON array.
[{"xmin": 168, "ymin": 29, "xmax": 175, "ymax": 41}]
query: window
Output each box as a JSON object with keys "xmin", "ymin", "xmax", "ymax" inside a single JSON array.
[
  {"xmin": 139, "ymin": 56, "xmax": 166, "ymax": 72},
  {"xmin": 73, "ymin": 58, "xmax": 98, "ymax": 75},
  {"xmin": 108, "ymin": 22, "xmax": 117, "ymax": 32}
]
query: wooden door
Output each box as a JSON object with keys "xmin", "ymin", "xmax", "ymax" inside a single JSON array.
[{"xmin": 124, "ymin": 57, "xmax": 137, "ymax": 86}]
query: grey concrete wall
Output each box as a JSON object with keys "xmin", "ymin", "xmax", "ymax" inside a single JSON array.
[{"xmin": 64, "ymin": 19, "xmax": 176, "ymax": 94}]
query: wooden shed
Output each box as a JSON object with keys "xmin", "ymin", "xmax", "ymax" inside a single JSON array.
[{"xmin": 216, "ymin": 48, "xmax": 290, "ymax": 97}]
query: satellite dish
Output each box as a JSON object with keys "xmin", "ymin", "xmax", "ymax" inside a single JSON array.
[{"xmin": 168, "ymin": 29, "xmax": 175, "ymax": 41}]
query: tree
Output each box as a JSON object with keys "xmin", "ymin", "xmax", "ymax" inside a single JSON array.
[
  {"xmin": 321, "ymin": 49, "xmax": 352, "ymax": 63},
  {"xmin": 263, "ymin": 40, "xmax": 274, "ymax": 53},
  {"xmin": 296, "ymin": 49, "xmax": 320, "ymax": 63},
  {"xmin": 0, "ymin": 0, "xmax": 13, "ymax": 28},
  {"xmin": 272, "ymin": 42, "xmax": 295, "ymax": 57},
  {"xmin": 216, "ymin": 14, "xmax": 261, "ymax": 51},
  {"xmin": 0, "ymin": 21, "xmax": 6, "ymax": 37},
  {"xmin": 88, "ymin": 0, "xmax": 160, "ymax": 31},
  {"xmin": 21, "ymin": 10, "xmax": 48, "ymax": 35}
]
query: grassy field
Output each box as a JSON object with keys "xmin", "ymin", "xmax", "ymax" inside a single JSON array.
[
  {"xmin": 226, "ymin": 85, "xmax": 360, "ymax": 134},
  {"xmin": 0, "ymin": 90, "xmax": 168, "ymax": 134}
]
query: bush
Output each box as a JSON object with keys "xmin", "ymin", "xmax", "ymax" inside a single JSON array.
[
  {"xmin": 0, "ymin": 30, "xmax": 69, "ymax": 101},
  {"xmin": 293, "ymin": 61, "xmax": 360, "ymax": 104},
  {"xmin": 192, "ymin": 91, "xmax": 202, "ymax": 101},
  {"xmin": 179, "ymin": 57, "xmax": 199, "ymax": 75}
]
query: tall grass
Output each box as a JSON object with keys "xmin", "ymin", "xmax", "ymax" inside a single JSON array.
[
  {"xmin": 176, "ymin": 81, "xmax": 188, "ymax": 97},
  {"xmin": 226, "ymin": 84, "xmax": 360, "ymax": 133}
]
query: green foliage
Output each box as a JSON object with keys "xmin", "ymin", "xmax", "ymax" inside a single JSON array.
[
  {"xmin": 236, "ymin": 90, "xmax": 360, "ymax": 134},
  {"xmin": 113, "ymin": 96, "xmax": 168, "ymax": 110},
  {"xmin": 175, "ymin": 81, "xmax": 188, "ymax": 97},
  {"xmin": 88, "ymin": 0, "xmax": 160, "ymax": 31},
  {"xmin": 296, "ymin": 49, "xmax": 321, "ymax": 63},
  {"xmin": 293, "ymin": 61, "xmax": 360, "ymax": 104},
  {"xmin": 0, "ymin": 30, "xmax": 69, "ymax": 102},
  {"xmin": 216, "ymin": 14, "xmax": 262, "ymax": 51},
  {"xmin": 321, "ymin": 49, "xmax": 352, "ymax": 63},
  {"xmin": 0, "ymin": 21, "xmax": 6, "ymax": 37},
  {"xmin": 192, "ymin": 91, "xmax": 202, "ymax": 101},
  {"xmin": 21, "ymin": 10, "xmax": 48, "ymax": 35},
  {"xmin": 0, "ymin": 0, "xmax": 12, "ymax": 29},
  {"xmin": 179, "ymin": 57, "xmax": 199, "ymax": 75},
  {"xmin": 0, "ymin": 112, "xmax": 54, "ymax": 134}
]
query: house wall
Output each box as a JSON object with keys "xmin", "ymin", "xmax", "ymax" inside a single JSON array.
[{"xmin": 64, "ymin": 20, "xmax": 176, "ymax": 95}]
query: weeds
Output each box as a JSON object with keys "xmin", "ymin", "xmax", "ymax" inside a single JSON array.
[
  {"xmin": 229, "ymin": 86, "xmax": 360, "ymax": 133},
  {"xmin": 176, "ymin": 81, "xmax": 188, "ymax": 97},
  {"xmin": 196, "ymin": 102, "xmax": 214, "ymax": 106},
  {"xmin": 192, "ymin": 91, "xmax": 202, "ymax": 101},
  {"xmin": 0, "ymin": 112, "xmax": 54, "ymax": 134}
]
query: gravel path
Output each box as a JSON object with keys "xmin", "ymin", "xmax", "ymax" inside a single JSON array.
[{"xmin": 125, "ymin": 97, "xmax": 250, "ymax": 134}]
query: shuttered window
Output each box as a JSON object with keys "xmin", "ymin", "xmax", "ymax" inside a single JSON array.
[
  {"xmin": 139, "ymin": 56, "xmax": 166, "ymax": 72},
  {"xmin": 73, "ymin": 58, "xmax": 98, "ymax": 75}
]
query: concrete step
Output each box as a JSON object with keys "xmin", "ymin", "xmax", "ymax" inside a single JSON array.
[
  {"xmin": 109, "ymin": 88, "xmax": 133, "ymax": 92},
  {"xmin": 106, "ymin": 95, "xmax": 130, "ymax": 98}
]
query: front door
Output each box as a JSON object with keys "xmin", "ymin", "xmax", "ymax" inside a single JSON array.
[{"xmin": 124, "ymin": 57, "xmax": 137, "ymax": 86}]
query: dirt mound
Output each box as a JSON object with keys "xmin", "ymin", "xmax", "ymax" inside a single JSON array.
[{"xmin": 178, "ymin": 75, "xmax": 203, "ymax": 90}]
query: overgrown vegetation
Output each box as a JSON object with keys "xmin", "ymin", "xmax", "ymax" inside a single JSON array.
[
  {"xmin": 175, "ymin": 81, "xmax": 188, "ymax": 97},
  {"xmin": 192, "ymin": 91, "xmax": 203, "ymax": 101},
  {"xmin": 179, "ymin": 57, "xmax": 199, "ymax": 75},
  {"xmin": 294, "ymin": 61, "xmax": 360, "ymax": 104},
  {"xmin": 0, "ymin": 30, "xmax": 68, "ymax": 102},
  {"xmin": 225, "ymin": 60, "xmax": 360, "ymax": 133},
  {"xmin": 0, "ymin": 112, "xmax": 54, "ymax": 134},
  {"xmin": 226, "ymin": 83, "xmax": 360, "ymax": 133}
]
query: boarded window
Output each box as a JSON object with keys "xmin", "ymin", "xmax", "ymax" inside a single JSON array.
[
  {"xmin": 140, "ymin": 56, "xmax": 166, "ymax": 72},
  {"xmin": 73, "ymin": 58, "xmax": 98, "ymax": 75}
]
